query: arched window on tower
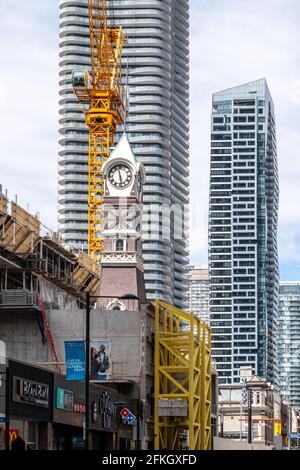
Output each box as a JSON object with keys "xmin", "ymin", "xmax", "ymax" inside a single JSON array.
[
  {"xmin": 106, "ymin": 300, "xmax": 126, "ymax": 311},
  {"xmin": 116, "ymin": 239, "xmax": 124, "ymax": 252}
]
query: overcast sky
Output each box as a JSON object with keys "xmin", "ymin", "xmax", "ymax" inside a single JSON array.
[{"xmin": 1, "ymin": 0, "xmax": 300, "ymax": 280}]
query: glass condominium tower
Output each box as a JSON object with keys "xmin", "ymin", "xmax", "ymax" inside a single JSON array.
[
  {"xmin": 208, "ymin": 79, "xmax": 279, "ymax": 384},
  {"xmin": 58, "ymin": 0, "xmax": 189, "ymax": 308},
  {"xmin": 277, "ymin": 282, "xmax": 300, "ymax": 409}
]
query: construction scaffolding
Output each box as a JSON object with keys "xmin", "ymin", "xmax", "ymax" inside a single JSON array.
[
  {"xmin": 0, "ymin": 190, "xmax": 102, "ymax": 371},
  {"xmin": 0, "ymin": 192, "xmax": 101, "ymax": 298},
  {"xmin": 154, "ymin": 300, "xmax": 212, "ymax": 451}
]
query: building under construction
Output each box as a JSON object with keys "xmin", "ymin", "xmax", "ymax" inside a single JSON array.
[
  {"xmin": 0, "ymin": 185, "xmax": 155, "ymax": 448},
  {"xmin": 0, "ymin": 187, "xmax": 101, "ymax": 370},
  {"xmin": 0, "ymin": 183, "xmax": 213, "ymax": 450}
]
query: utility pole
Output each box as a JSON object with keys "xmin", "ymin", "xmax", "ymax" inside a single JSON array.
[
  {"xmin": 5, "ymin": 366, "xmax": 10, "ymax": 451},
  {"xmin": 240, "ymin": 400, "xmax": 243, "ymax": 441},
  {"xmin": 85, "ymin": 292, "xmax": 91, "ymax": 451},
  {"xmin": 247, "ymin": 389, "xmax": 253, "ymax": 445},
  {"xmin": 288, "ymin": 406, "xmax": 292, "ymax": 450},
  {"xmin": 240, "ymin": 378, "xmax": 247, "ymax": 441},
  {"xmin": 136, "ymin": 399, "xmax": 142, "ymax": 450}
]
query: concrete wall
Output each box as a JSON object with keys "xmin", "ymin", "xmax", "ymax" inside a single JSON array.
[
  {"xmin": 50, "ymin": 308, "xmax": 142, "ymax": 381},
  {"xmin": 0, "ymin": 308, "xmax": 142, "ymax": 382},
  {"xmin": 0, "ymin": 310, "xmax": 53, "ymax": 369},
  {"xmin": 213, "ymin": 437, "xmax": 273, "ymax": 451}
]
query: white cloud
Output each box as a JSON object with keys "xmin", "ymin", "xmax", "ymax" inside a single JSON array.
[
  {"xmin": 0, "ymin": 0, "xmax": 300, "ymax": 275},
  {"xmin": 190, "ymin": 0, "xmax": 300, "ymax": 272},
  {"xmin": 0, "ymin": 80, "xmax": 7, "ymax": 106},
  {"xmin": 0, "ymin": 0, "xmax": 59, "ymax": 231}
]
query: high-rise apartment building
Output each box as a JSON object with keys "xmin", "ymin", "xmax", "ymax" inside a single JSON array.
[
  {"xmin": 208, "ymin": 79, "xmax": 279, "ymax": 384},
  {"xmin": 187, "ymin": 266, "xmax": 210, "ymax": 323},
  {"xmin": 58, "ymin": 0, "xmax": 189, "ymax": 308},
  {"xmin": 277, "ymin": 281, "xmax": 300, "ymax": 409}
]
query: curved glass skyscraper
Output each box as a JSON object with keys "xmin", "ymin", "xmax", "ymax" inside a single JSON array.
[{"xmin": 58, "ymin": 0, "xmax": 189, "ymax": 308}]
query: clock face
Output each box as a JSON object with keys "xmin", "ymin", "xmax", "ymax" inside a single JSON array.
[{"xmin": 108, "ymin": 164, "xmax": 132, "ymax": 189}]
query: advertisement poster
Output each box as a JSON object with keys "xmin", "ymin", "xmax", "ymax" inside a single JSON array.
[
  {"xmin": 90, "ymin": 340, "xmax": 112, "ymax": 382},
  {"xmin": 65, "ymin": 341, "xmax": 86, "ymax": 381}
]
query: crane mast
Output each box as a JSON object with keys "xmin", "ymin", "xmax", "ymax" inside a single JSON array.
[{"xmin": 72, "ymin": 0, "xmax": 126, "ymax": 262}]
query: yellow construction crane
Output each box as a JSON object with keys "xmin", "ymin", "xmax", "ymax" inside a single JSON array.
[{"xmin": 72, "ymin": 0, "xmax": 126, "ymax": 261}]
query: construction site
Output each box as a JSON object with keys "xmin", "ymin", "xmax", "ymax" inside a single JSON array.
[
  {"xmin": 0, "ymin": 189, "xmax": 213, "ymax": 450},
  {"xmin": 0, "ymin": 0, "xmax": 213, "ymax": 451}
]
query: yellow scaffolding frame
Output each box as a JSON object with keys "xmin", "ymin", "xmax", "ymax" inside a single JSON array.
[{"xmin": 154, "ymin": 300, "xmax": 212, "ymax": 450}]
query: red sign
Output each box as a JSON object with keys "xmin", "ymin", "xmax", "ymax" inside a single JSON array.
[
  {"xmin": 73, "ymin": 403, "xmax": 86, "ymax": 414},
  {"xmin": 120, "ymin": 408, "xmax": 130, "ymax": 418},
  {"xmin": 3, "ymin": 429, "xmax": 20, "ymax": 444}
]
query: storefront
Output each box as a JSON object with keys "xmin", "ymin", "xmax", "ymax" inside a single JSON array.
[
  {"xmin": 0, "ymin": 360, "xmax": 141, "ymax": 451},
  {"xmin": 52, "ymin": 374, "xmax": 85, "ymax": 450},
  {"xmin": 0, "ymin": 365, "xmax": 6, "ymax": 450},
  {"xmin": 53, "ymin": 376, "xmax": 127, "ymax": 450},
  {"xmin": 7, "ymin": 360, "xmax": 53, "ymax": 450},
  {"xmin": 89, "ymin": 384, "xmax": 119, "ymax": 450}
]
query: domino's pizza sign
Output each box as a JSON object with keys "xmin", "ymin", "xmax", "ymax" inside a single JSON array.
[{"xmin": 120, "ymin": 407, "xmax": 136, "ymax": 425}]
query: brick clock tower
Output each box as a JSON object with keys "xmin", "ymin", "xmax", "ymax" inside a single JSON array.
[{"xmin": 99, "ymin": 134, "xmax": 146, "ymax": 310}]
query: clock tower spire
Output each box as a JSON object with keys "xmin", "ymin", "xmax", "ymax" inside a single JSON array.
[{"xmin": 98, "ymin": 134, "xmax": 146, "ymax": 310}]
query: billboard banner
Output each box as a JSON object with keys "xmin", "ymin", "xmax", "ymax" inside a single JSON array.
[
  {"xmin": 65, "ymin": 341, "xmax": 86, "ymax": 381},
  {"xmin": 90, "ymin": 340, "xmax": 112, "ymax": 382}
]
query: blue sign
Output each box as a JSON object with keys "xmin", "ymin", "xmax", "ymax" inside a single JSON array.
[
  {"xmin": 56, "ymin": 388, "xmax": 74, "ymax": 411},
  {"xmin": 120, "ymin": 407, "xmax": 136, "ymax": 425},
  {"xmin": 65, "ymin": 341, "xmax": 86, "ymax": 381},
  {"xmin": 0, "ymin": 414, "xmax": 5, "ymax": 423},
  {"xmin": 288, "ymin": 433, "xmax": 300, "ymax": 439},
  {"xmin": 126, "ymin": 412, "xmax": 136, "ymax": 425}
]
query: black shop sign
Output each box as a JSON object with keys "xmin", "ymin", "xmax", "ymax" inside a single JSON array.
[
  {"xmin": 13, "ymin": 377, "xmax": 49, "ymax": 408},
  {"xmin": 91, "ymin": 391, "xmax": 116, "ymax": 430}
]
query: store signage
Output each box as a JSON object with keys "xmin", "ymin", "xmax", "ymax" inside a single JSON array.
[
  {"xmin": 120, "ymin": 407, "xmax": 136, "ymax": 425},
  {"xmin": 274, "ymin": 422, "xmax": 282, "ymax": 436},
  {"xmin": 14, "ymin": 378, "xmax": 49, "ymax": 407},
  {"xmin": 91, "ymin": 391, "xmax": 116, "ymax": 430},
  {"xmin": 56, "ymin": 388, "xmax": 74, "ymax": 412},
  {"xmin": 100, "ymin": 391, "xmax": 116, "ymax": 430},
  {"xmin": 73, "ymin": 402, "xmax": 85, "ymax": 414},
  {"xmin": 3, "ymin": 429, "xmax": 20, "ymax": 444}
]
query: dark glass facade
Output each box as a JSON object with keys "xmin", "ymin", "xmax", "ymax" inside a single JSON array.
[{"xmin": 209, "ymin": 79, "xmax": 279, "ymax": 384}]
